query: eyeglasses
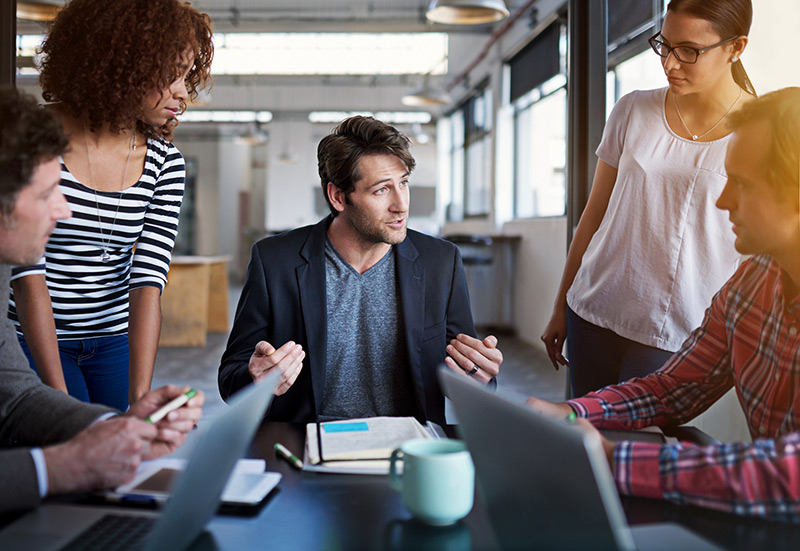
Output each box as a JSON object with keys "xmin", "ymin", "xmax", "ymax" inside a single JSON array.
[{"xmin": 648, "ymin": 32, "xmax": 738, "ymax": 64}]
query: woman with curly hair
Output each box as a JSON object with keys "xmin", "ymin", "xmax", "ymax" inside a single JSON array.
[{"xmin": 9, "ymin": 0, "xmax": 214, "ymax": 410}]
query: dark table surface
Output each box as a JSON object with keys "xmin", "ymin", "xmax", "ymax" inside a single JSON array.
[
  {"xmin": 209, "ymin": 422, "xmax": 500, "ymax": 551},
  {"xmin": 3, "ymin": 422, "xmax": 800, "ymax": 550},
  {"xmin": 204, "ymin": 422, "xmax": 800, "ymax": 551}
]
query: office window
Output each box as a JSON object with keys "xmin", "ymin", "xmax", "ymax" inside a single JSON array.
[
  {"xmin": 463, "ymin": 87, "xmax": 492, "ymax": 217},
  {"xmin": 445, "ymin": 110, "xmax": 465, "ymax": 221},
  {"xmin": 513, "ymin": 83, "xmax": 567, "ymax": 218},
  {"xmin": 509, "ymin": 19, "xmax": 567, "ymax": 219},
  {"xmin": 605, "ymin": 2, "xmax": 666, "ymax": 115},
  {"xmin": 444, "ymin": 86, "xmax": 492, "ymax": 220},
  {"xmin": 615, "ymin": 49, "xmax": 667, "ymax": 98}
]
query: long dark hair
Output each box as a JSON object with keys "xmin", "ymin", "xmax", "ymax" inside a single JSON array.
[{"xmin": 667, "ymin": 0, "xmax": 757, "ymax": 97}]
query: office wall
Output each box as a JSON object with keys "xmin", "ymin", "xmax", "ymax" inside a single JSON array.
[
  {"xmin": 747, "ymin": 1, "xmax": 800, "ymax": 94},
  {"xmin": 264, "ymin": 120, "xmax": 319, "ymax": 232},
  {"xmin": 166, "ymin": 137, "xmax": 221, "ymax": 256},
  {"xmin": 172, "ymin": 136, "xmax": 253, "ymax": 280},
  {"xmin": 502, "ymin": 217, "xmax": 567, "ymax": 344},
  {"xmin": 262, "ymin": 120, "xmax": 441, "ymax": 234},
  {"xmin": 217, "ymin": 141, "xmax": 251, "ymax": 269}
]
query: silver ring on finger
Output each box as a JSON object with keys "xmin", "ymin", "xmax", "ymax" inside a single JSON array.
[{"xmin": 467, "ymin": 365, "xmax": 479, "ymax": 376}]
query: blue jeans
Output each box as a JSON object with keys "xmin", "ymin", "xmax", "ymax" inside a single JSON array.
[
  {"xmin": 19, "ymin": 335, "xmax": 130, "ymax": 411},
  {"xmin": 565, "ymin": 306, "xmax": 673, "ymax": 397}
]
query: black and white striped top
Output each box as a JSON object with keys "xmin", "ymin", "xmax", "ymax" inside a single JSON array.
[{"xmin": 9, "ymin": 137, "xmax": 185, "ymax": 339}]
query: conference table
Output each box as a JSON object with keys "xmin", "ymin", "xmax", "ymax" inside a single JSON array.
[
  {"xmin": 199, "ymin": 422, "xmax": 800, "ymax": 551},
  {"xmin": 3, "ymin": 422, "xmax": 800, "ymax": 550}
]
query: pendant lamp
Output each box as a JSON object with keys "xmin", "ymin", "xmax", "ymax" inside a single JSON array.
[
  {"xmin": 426, "ymin": 0, "xmax": 510, "ymax": 25},
  {"xmin": 17, "ymin": 1, "xmax": 63, "ymax": 21},
  {"xmin": 402, "ymin": 75, "xmax": 452, "ymax": 107}
]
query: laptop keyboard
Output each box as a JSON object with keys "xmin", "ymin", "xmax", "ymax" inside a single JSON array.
[{"xmin": 60, "ymin": 514, "xmax": 156, "ymax": 551}]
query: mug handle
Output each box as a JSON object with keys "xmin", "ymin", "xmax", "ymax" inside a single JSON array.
[{"xmin": 389, "ymin": 448, "xmax": 404, "ymax": 491}]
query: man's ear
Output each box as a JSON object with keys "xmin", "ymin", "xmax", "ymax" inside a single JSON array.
[{"xmin": 327, "ymin": 182, "xmax": 346, "ymax": 214}]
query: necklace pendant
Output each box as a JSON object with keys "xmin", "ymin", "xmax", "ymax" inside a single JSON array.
[
  {"xmin": 101, "ymin": 251, "xmax": 111, "ymax": 263},
  {"xmin": 692, "ymin": 134, "xmax": 699, "ymax": 141}
]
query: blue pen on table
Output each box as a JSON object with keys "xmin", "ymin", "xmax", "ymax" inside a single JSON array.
[
  {"xmin": 146, "ymin": 388, "xmax": 197, "ymax": 423},
  {"xmin": 274, "ymin": 442, "xmax": 304, "ymax": 470}
]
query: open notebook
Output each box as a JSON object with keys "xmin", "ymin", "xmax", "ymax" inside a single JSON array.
[{"xmin": 303, "ymin": 416, "xmax": 443, "ymax": 474}]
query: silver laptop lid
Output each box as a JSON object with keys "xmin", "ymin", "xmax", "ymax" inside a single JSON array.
[
  {"xmin": 144, "ymin": 373, "xmax": 279, "ymax": 551},
  {"xmin": 439, "ymin": 367, "xmax": 636, "ymax": 551}
]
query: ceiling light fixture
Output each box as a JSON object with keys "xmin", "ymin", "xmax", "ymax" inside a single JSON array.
[
  {"xmin": 426, "ymin": 0, "xmax": 509, "ymax": 26},
  {"xmin": 235, "ymin": 121, "xmax": 269, "ymax": 146},
  {"xmin": 401, "ymin": 74, "xmax": 451, "ymax": 107},
  {"xmin": 16, "ymin": 1, "xmax": 63, "ymax": 22}
]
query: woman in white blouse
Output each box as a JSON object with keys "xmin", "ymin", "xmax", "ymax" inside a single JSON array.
[{"xmin": 541, "ymin": 0, "xmax": 756, "ymax": 396}]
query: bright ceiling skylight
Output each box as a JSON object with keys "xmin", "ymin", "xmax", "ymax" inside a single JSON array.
[
  {"xmin": 179, "ymin": 111, "xmax": 274, "ymax": 123},
  {"xmin": 212, "ymin": 33, "xmax": 448, "ymax": 76},
  {"xmin": 308, "ymin": 111, "xmax": 432, "ymax": 124},
  {"xmin": 17, "ymin": 33, "xmax": 449, "ymax": 78}
]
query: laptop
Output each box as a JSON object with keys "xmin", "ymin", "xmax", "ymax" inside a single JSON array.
[
  {"xmin": 0, "ymin": 372, "xmax": 280, "ymax": 551},
  {"xmin": 438, "ymin": 368, "xmax": 720, "ymax": 551}
]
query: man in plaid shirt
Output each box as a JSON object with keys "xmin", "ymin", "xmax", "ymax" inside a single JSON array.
[{"xmin": 528, "ymin": 87, "xmax": 800, "ymax": 522}]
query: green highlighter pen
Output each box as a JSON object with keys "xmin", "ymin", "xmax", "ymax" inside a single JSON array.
[
  {"xmin": 566, "ymin": 410, "xmax": 577, "ymax": 423},
  {"xmin": 146, "ymin": 388, "xmax": 197, "ymax": 423},
  {"xmin": 274, "ymin": 442, "xmax": 304, "ymax": 470}
]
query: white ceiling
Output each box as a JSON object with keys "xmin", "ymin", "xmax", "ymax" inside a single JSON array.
[
  {"xmin": 191, "ymin": 0, "xmax": 438, "ymax": 33},
  {"xmin": 16, "ymin": 0, "xmax": 548, "ymax": 118}
]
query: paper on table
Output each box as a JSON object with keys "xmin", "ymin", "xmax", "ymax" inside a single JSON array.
[
  {"xmin": 303, "ymin": 416, "xmax": 436, "ymax": 475},
  {"xmin": 104, "ymin": 458, "xmax": 275, "ymax": 504}
]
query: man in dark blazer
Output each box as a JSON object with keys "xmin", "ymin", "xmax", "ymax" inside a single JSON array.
[
  {"xmin": 0, "ymin": 88, "xmax": 204, "ymax": 514},
  {"xmin": 219, "ymin": 116, "xmax": 503, "ymax": 424}
]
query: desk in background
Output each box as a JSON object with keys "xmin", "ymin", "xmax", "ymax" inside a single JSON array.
[
  {"xmin": 444, "ymin": 234, "xmax": 520, "ymax": 331},
  {"xmin": 159, "ymin": 255, "xmax": 232, "ymax": 347}
]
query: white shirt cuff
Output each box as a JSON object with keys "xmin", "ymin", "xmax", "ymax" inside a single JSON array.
[
  {"xmin": 31, "ymin": 413, "xmax": 117, "ymax": 498},
  {"xmin": 94, "ymin": 412, "xmax": 118, "ymax": 424},
  {"xmin": 30, "ymin": 448, "xmax": 48, "ymax": 498}
]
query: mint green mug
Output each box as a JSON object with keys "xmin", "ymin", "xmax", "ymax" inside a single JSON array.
[{"xmin": 389, "ymin": 439, "xmax": 475, "ymax": 526}]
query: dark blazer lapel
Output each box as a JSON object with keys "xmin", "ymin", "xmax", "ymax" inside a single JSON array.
[
  {"xmin": 395, "ymin": 236, "xmax": 427, "ymax": 419},
  {"xmin": 297, "ymin": 218, "xmax": 330, "ymax": 415}
]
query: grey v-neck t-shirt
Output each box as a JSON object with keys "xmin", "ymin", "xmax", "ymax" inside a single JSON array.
[{"xmin": 319, "ymin": 239, "xmax": 415, "ymax": 421}]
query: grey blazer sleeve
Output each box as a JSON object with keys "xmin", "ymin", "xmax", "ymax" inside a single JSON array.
[
  {"xmin": 0, "ymin": 265, "xmax": 113, "ymax": 513},
  {"xmin": 0, "ymin": 449, "xmax": 43, "ymax": 513}
]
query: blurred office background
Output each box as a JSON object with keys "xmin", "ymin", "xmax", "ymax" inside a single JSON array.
[{"xmin": 4, "ymin": 0, "xmax": 799, "ymax": 437}]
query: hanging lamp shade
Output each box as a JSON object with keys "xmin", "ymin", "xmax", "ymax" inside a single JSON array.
[
  {"xmin": 236, "ymin": 122, "xmax": 269, "ymax": 146},
  {"xmin": 401, "ymin": 76, "xmax": 452, "ymax": 107},
  {"xmin": 426, "ymin": 0, "xmax": 509, "ymax": 25},
  {"xmin": 17, "ymin": 1, "xmax": 63, "ymax": 21}
]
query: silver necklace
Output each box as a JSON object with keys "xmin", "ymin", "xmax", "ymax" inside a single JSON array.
[
  {"xmin": 673, "ymin": 88, "xmax": 742, "ymax": 141},
  {"xmin": 83, "ymin": 119, "xmax": 136, "ymax": 263}
]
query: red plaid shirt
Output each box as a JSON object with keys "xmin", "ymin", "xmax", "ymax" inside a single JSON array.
[{"xmin": 568, "ymin": 254, "xmax": 800, "ymax": 522}]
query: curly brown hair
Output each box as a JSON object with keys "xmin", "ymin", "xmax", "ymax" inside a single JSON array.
[
  {"xmin": 318, "ymin": 116, "xmax": 416, "ymax": 217},
  {"xmin": 0, "ymin": 87, "xmax": 69, "ymax": 217},
  {"xmin": 39, "ymin": 0, "xmax": 214, "ymax": 141}
]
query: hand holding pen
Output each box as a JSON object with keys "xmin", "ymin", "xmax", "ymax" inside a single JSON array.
[
  {"xmin": 127, "ymin": 385, "xmax": 205, "ymax": 460},
  {"xmin": 146, "ymin": 388, "xmax": 198, "ymax": 423}
]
